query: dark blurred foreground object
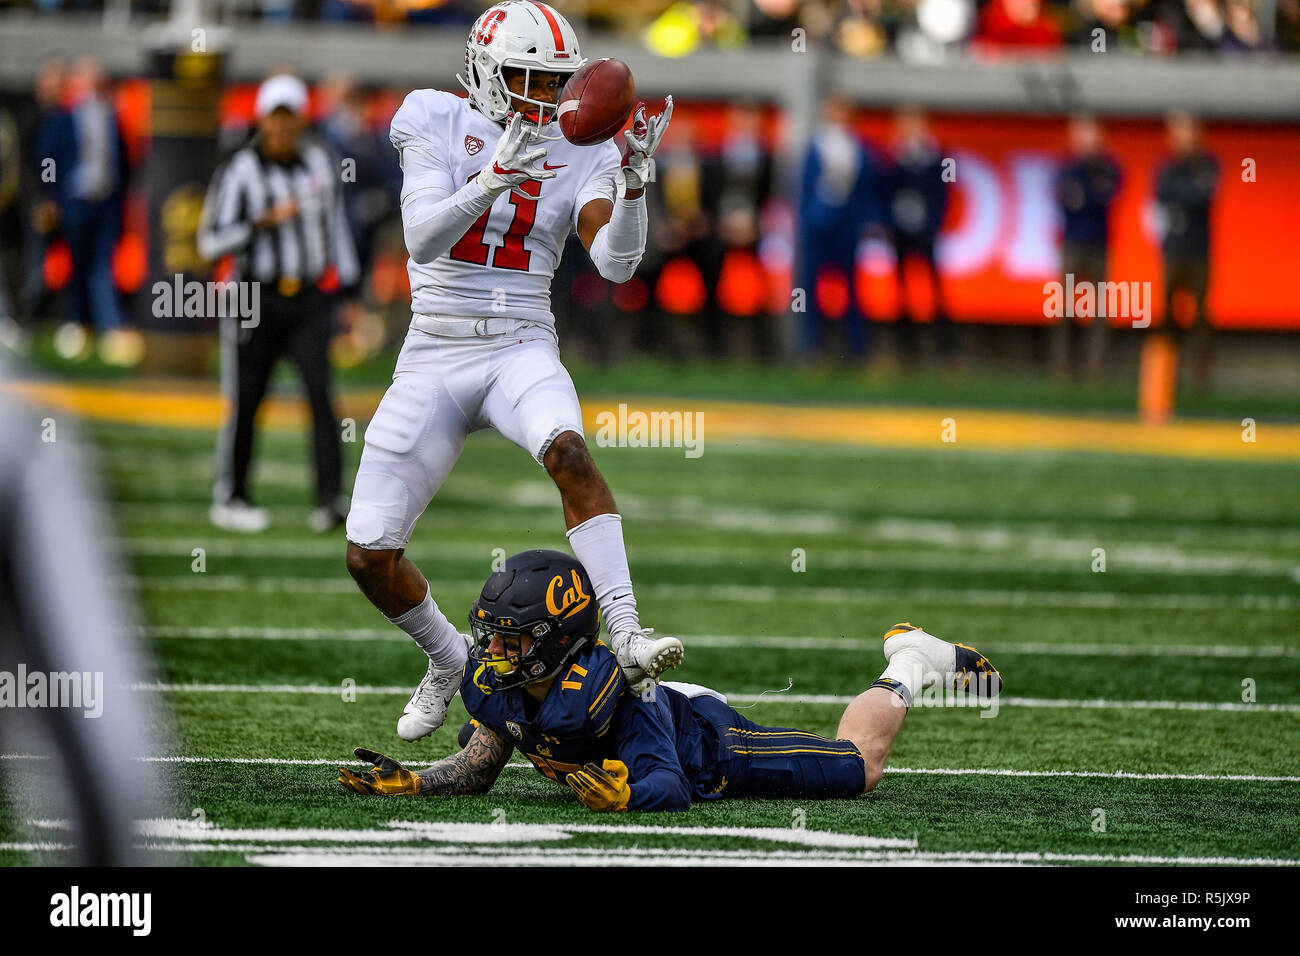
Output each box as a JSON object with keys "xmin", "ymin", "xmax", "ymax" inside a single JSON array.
[{"xmin": 0, "ymin": 360, "xmax": 167, "ymax": 865}]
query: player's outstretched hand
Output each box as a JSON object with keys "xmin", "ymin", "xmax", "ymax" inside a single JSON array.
[
  {"xmin": 477, "ymin": 112, "xmax": 558, "ymax": 199},
  {"xmin": 565, "ymin": 759, "xmax": 631, "ymax": 812},
  {"xmin": 620, "ymin": 95, "xmax": 673, "ymax": 191},
  {"xmin": 337, "ymin": 747, "xmax": 421, "ymax": 795}
]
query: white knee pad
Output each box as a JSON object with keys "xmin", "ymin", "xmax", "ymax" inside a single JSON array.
[{"xmin": 345, "ymin": 469, "xmax": 412, "ymax": 550}]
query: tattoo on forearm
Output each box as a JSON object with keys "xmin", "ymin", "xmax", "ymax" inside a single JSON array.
[{"xmin": 416, "ymin": 726, "xmax": 512, "ymax": 795}]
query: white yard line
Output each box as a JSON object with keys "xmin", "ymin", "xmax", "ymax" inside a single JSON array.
[
  {"xmin": 883, "ymin": 766, "xmax": 1300, "ymax": 783},
  {"xmin": 235, "ymin": 847, "xmax": 1300, "ymax": 867},
  {"xmin": 16, "ymin": 840, "xmax": 1295, "ymax": 868},
  {"xmin": 105, "ymin": 492, "xmax": 1300, "ymax": 553},
  {"xmin": 114, "ymin": 535, "xmax": 1300, "ymax": 580},
  {"xmin": 137, "ymin": 624, "xmax": 1300, "ymax": 658},
  {"xmin": 0, "ymin": 842, "xmax": 74, "ymax": 852},
  {"xmin": 4, "ymin": 752, "xmax": 1296, "ymax": 782},
  {"xmin": 14, "ymin": 815, "xmax": 1296, "ymax": 865},
  {"xmin": 124, "ymin": 575, "xmax": 1300, "ymax": 611},
  {"xmin": 145, "ymin": 844, "xmax": 1024, "ymax": 867},
  {"xmin": 134, "ymin": 818, "xmax": 916, "ymax": 849},
  {"xmin": 116, "ymin": 681, "xmax": 1300, "ymax": 713}
]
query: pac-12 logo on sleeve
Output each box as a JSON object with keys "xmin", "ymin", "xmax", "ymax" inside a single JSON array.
[{"xmin": 465, "ymin": 135, "xmax": 485, "ymax": 156}]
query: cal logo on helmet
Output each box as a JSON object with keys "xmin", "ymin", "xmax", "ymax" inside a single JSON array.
[{"xmin": 546, "ymin": 569, "xmax": 591, "ymax": 619}]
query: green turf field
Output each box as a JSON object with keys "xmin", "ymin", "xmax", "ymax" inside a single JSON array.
[{"xmin": 2, "ymin": 406, "xmax": 1298, "ymax": 866}]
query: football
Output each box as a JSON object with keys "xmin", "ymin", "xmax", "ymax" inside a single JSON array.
[{"xmin": 558, "ymin": 57, "xmax": 636, "ymax": 147}]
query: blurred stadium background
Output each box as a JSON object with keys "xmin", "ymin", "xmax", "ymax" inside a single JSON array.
[
  {"xmin": 1, "ymin": 0, "xmax": 1299, "ymax": 392},
  {"xmin": 0, "ymin": 1, "xmax": 1298, "ymax": 867}
]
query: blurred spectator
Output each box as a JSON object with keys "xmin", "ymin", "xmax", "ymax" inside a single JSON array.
[
  {"xmin": 1279, "ymin": 0, "xmax": 1300, "ymax": 51},
  {"xmin": 1173, "ymin": 0, "xmax": 1226, "ymax": 50},
  {"xmin": 1154, "ymin": 111, "xmax": 1218, "ymax": 392},
  {"xmin": 797, "ymin": 94, "xmax": 875, "ymax": 361},
  {"xmin": 645, "ymin": 1, "xmax": 747, "ymax": 57},
  {"xmin": 1068, "ymin": 0, "xmax": 1147, "ymax": 51},
  {"xmin": 320, "ymin": 0, "xmax": 474, "ymax": 25},
  {"xmin": 643, "ymin": 110, "xmax": 720, "ymax": 355},
  {"xmin": 974, "ymin": 0, "xmax": 1064, "ymax": 49},
  {"xmin": 1218, "ymin": 0, "xmax": 1270, "ymax": 51},
  {"xmin": 318, "ymin": 74, "xmax": 400, "ymax": 282},
  {"xmin": 748, "ymin": 0, "xmax": 803, "ymax": 37},
  {"xmin": 318, "ymin": 74, "xmax": 401, "ymax": 363},
  {"xmin": 834, "ymin": 0, "xmax": 892, "ymax": 57},
  {"xmin": 895, "ymin": 0, "xmax": 978, "ymax": 62},
  {"xmin": 0, "ymin": 98, "xmax": 20, "ymax": 352},
  {"xmin": 17, "ymin": 58, "xmax": 67, "ymax": 341},
  {"xmin": 715, "ymin": 102, "xmax": 776, "ymax": 358},
  {"xmin": 1052, "ymin": 114, "xmax": 1122, "ymax": 381},
  {"xmin": 885, "ymin": 106, "xmax": 954, "ymax": 365},
  {"xmin": 36, "ymin": 56, "xmax": 141, "ymax": 366}
]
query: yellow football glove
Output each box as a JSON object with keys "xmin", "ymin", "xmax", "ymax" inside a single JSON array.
[
  {"xmin": 337, "ymin": 747, "xmax": 421, "ymax": 796},
  {"xmin": 565, "ymin": 759, "xmax": 631, "ymax": 812}
]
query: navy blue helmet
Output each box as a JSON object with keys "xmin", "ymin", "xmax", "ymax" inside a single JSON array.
[{"xmin": 468, "ymin": 549, "xmax": 601, "ymax": 690}]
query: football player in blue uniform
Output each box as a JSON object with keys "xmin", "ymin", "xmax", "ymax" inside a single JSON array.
[{"xmin": 338, "ymin": 550, "xmax": 1001, "ymax": 811}]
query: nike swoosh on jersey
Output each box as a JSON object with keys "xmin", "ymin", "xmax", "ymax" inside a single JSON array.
[{"xmin": 542, "ymin": 162, "xmax": 568, "ymax": 170}]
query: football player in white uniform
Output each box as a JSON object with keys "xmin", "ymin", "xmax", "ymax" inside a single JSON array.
[{"xmin": 344, "ymin": 0, "xmax": 683, "ymax": 742}]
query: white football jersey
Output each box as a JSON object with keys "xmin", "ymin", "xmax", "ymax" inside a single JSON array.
[{"xmin": 390, "ymin": 89, "xmax": 621, "ymax": 331}]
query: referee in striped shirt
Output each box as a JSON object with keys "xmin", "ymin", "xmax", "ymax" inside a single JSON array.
[{"xmin": 198, "ymin": 74, "xmax": 359, "ymax": 534}]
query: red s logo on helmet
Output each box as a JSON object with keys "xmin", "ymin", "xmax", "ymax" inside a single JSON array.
[{"xmin": 475, "ymin": 8, "xmax": 507, "ymax": 45}]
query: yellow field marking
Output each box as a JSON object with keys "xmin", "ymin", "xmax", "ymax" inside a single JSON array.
[
  {"xmin": 597, "ymin": 397, "xmax": 1299, "ymax": 461},
  {"xmin": 3, "ymin": 381, "xmax": 1296, "ymax": 461}
]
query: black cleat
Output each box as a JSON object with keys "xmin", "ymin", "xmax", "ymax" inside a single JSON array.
[{"xmin": 953, "ymin": 642, "xmax": 1002, "ymax": 698}]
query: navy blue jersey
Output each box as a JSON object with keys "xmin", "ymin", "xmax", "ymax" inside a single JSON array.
[
  {"xmin": 461, "ymin": 641, "xmax": 865, "ymax": 811},
  {"xmin": 1056, "ymin": 153, "xmax": 1122, "ymax": 247}
]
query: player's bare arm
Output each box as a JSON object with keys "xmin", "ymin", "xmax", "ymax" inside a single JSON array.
[
  {"xmin": 337, "ymin": 725, "xmax": 513, "ymax": 797},
  {"xmin": 578, "ymin": 98, "xmax": 673, "ymax": 281},
  {"xmin": 417, "ymin": 724, "xmax": 513, "ymax": 794}
]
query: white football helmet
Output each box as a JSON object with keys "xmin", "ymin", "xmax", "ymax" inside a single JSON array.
[{"xmin": 457, "ymin": 1, "xmax": 588, "ymax": 140}]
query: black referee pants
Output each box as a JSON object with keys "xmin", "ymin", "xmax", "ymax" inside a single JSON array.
[{"xmin": 217, "ymin": 287, "xmax": 341, "ymax": 508}]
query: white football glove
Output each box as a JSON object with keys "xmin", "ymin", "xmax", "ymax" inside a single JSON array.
[
  {"xmin": 619, "ymin": 95, "xmax": 674, "ymax": 193},
  {"xmin": 477, "ymin": 113, "xmax": 558, "ymax": 199}
]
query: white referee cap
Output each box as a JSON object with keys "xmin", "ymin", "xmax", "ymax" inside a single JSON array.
[{"xmin": 255, "ymin": 74, "xmax": 309, "ymax": 119}]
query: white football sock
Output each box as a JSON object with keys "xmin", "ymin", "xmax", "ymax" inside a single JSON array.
[
  {"xmin": 878, "ymin": 627, "xmax": 957, "ymax": 701},
  {"xmin": 876, "ymin": 651, "xmax": 927, "ymax": 704},
  {"xmin": 566, "ymin": 512, "xmax": 640, "ymax": 636},
  {"xmin": 387, "ymin": 586, "xmax": 466, "ymax": 669}
]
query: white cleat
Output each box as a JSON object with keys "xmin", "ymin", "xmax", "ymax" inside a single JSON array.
[
  {"xmin": 209, "ymin": 499, "xmax": 271, "ymax": 533},
  {"xmin": 397, "ymin": 656, "xmax": 466, "ymax": 741},
  {"xmin": 610, "ymin": 627, "xmax": 684, "ymax": 696}
]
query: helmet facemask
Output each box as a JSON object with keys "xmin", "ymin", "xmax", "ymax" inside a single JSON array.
[
  {"xmin": 468, "ymin": 613, "xmax": 590, "ymax": 691},
  {"xmin": 499, "ymin": 64, "xmax": 575, "ymax": 141}
]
